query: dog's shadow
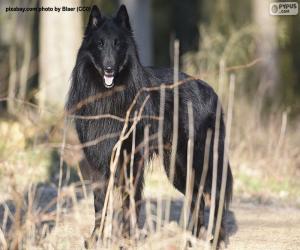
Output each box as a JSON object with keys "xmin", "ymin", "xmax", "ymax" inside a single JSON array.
[{"xmin": 138, "ymin": 198, "xmax": 238, "ymax": 237}]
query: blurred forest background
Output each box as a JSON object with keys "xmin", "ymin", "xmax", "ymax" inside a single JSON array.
[
  {"xmin": 0, "ymin": 0, "xmax": 300, "ymax": 249},
  {"xmin": 1, "ymin": 0, "xmax": 300, "ymax": 201},
  {"xmin": 1, "ymin": 0, "xmax": 300, "ymax": 112},
  {"xmin": 0, "ymin": 0, "xmax": 300, "ymax": 248}
]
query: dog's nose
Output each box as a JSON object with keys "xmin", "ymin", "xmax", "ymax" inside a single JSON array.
[{"xmin": 104, "ymin": 66, "xmax": 114, "ymax": 74}]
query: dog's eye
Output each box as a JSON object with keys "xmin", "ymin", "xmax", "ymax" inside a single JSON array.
[{"xmin": 98, "ymin": 39, "xmax": 104, "ymax": 49}]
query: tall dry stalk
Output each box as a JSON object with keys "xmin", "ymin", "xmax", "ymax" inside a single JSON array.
[
  {"xmin": 7, "ymin": 16, "xmax": 17, "ymax": 115},
  {"xmin": 129, "ymin": 112, "xmax": 138, "ymax": 239},
  {"xmin": 206, "ymin": 61, "xmax": 225, "ymax": 247},
  {"xmin": 212, "ymin": 74, "xmax": 235, "ymax": 249},
  {"xmin": 157, "ymin": 85, "xmax": 166, "ymax": 232},
  {"xmin": 165, "ymin": 40, "xmax": 180, "ymax": 224},
  {"xmin": 190, "ymin": 129, "xmax": 212, "ymax": 235},
  {"xmin": 18, "ymin": 9, "xmax": 35, "ymax": 103},
  {"xmin": 55, "ymin": 117, "xmax": 68, "ymax": 247},
  {"xmin": 180, "ymin": 101, "xmax": 195, "ymax": 248}
]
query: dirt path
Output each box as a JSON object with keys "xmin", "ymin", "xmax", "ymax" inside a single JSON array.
[
  {"xmin": 42, "ymin": 196, "xmax": 300, "ymax": 249},
  {"xmin": 137, "ymin": 198, "xmax": 300, "ymax": 250},
  {"xmin": 228, "ymin": 202, "xmax": 300, "ymax": 250}
]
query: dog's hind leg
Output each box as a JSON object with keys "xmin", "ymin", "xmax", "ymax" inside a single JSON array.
[
  {"xmin": 162, "ymin": 152, "xmax": 208, "ymax": 248},
  {"xmin": 202, "ymin": 192, "xmax": 227, "ymax": 249},
  {"xmin": 214, "ymin": 198, "xmax": 227, "ymax": 245},
  {"xmin": 190, "ymin": 195, "xmax": 206, "ymax": 238},
  {"xmin": 210, "ymin": 169, "xmax": 232, "ymax": 247}
]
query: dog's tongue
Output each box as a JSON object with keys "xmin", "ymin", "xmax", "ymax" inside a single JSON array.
[{"xmin": 104, "ymin": 75, "xmax": 114, "ymax": 87}]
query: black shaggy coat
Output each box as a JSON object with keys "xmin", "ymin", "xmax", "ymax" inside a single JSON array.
[{"xmin": 66, "ymin": 4, "xmax": 233, "ymax": 246}]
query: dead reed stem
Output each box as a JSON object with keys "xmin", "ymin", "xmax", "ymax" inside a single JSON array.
[
  {"xmin": 206, "ymin": 61, "xmax": 225, "ymax": 247},
  {"xmin": 181, "ymin": 101, "xmax": 194, "ymax": 247},
  {"xmin": 157, "ymin": 86, "xmax": 166, "ymax": 233},
  {"xmin": 190, "ymin": 129, "xmax": 213, "ymax": 234},
  {"xmin": 129, "ymin": 112, "xmax": 138, "ymax": 239},
  {"xmin": 212, "ymin": 74, "xmax": 235, "ymax": 248},
  {"xmin": 55, "ymin": 117, "xmax": 68, "ymax": 244},
  {"xmin": 19, "ymin": 12, "xmax": 34, "ymax": 103},
  {"xmin": 166, "ymin": 39, "xmax": 180, "ymax": 224}
]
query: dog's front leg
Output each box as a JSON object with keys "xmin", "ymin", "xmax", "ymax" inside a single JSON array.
[
  {"xmin": 85, "ymin": 171, "xmax": 109, "ymax": 248},
  {"xmin": 119, "ymin": 154, "xmax": 144, "ymax": 239}
]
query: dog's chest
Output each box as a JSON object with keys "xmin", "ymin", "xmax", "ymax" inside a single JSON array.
[{"xmin": 77, "ymin": 95, "xmax": 131, "ymax": 142}]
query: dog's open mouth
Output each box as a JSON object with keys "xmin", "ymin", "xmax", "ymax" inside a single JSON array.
[{"xmin": 103, "ymin": 72, "xmax": 114, "ymax": 88}]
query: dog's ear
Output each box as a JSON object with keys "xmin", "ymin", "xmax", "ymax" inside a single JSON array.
[
  {"xmin": 85, "ymin": 5, "xmax": 102, "ymax": 34},
  {"xmin": 115, "ymin": 5, "xmax": 131, "ymax": 31}
]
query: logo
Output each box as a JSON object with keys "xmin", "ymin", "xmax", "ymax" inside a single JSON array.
[
  {"xmin": 271, "ymin": 4, "xmax": 279, "ymax": 13},
  {"xmin": 270, "ymin": 2, "xmax": 298, "ymax": 15}
]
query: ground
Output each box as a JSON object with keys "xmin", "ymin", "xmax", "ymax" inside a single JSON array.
[
  {"xmin": 228, "ymin": 202, "xmax": 300, "ymax": 250},
  {"xmin": 1, "ymin": 166, "xmax": 299, "ymax": 250},
  {"xmin": 15, "ymin": 191, "xmax": 299, "ymax": 250}
]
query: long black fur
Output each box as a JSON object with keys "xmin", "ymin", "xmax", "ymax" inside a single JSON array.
[{"xmin": 66, "ymin": 4, "xmax": 233, "ymax": 246}]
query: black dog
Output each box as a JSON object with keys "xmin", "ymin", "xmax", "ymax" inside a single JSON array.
[{"xmin": 66, "ymin": 5, "xmax": 233, "ymax": 246}]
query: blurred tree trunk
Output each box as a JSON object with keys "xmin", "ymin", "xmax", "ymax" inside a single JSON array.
[
  {"xmin": 172, "ymin": 0, "xmax": 200, "ymax": 57},
  {"xmin": 1, "ymin": 0, "xmax": 37, "ymax": 114},
  {"xmin": 253, "ymin": 0, "xmax": 279, "ymax": 106},
  {"xmin": 7, "ymin": 44, "xmax": 17, "ymax": 114},
  {"xmin": 18, "ymin": 11, "xmax": 34, "ymax": 103},
  {"xmin": 7, "ymin": 15, "xmax": 17, "ymax": 114},
  {"xmin": 120, "ymin": 0, "xmax": 153, "ymax": 66},
  {"xmin": 39, "ymin": 0, "xmax": 82, "ymax": 112}
]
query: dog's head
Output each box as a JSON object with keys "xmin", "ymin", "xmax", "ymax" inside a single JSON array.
[{"xmin": 82, "ymin": 5, "xmax": 133, "ymax": 88}]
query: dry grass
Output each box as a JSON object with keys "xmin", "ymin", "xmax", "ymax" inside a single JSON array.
[{"xmin": 231, "ymin": 100, "xmax": 300, "ymax": 203}]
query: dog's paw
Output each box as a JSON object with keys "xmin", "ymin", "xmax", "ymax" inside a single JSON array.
[{"xmin": 84, "ymin": 235, "xmax": 98, "ymax": 249}]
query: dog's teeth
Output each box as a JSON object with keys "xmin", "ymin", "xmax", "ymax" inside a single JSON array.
[{"xmin": 104, "ymin": 75, "xmax": 114, "ymax": 87}]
